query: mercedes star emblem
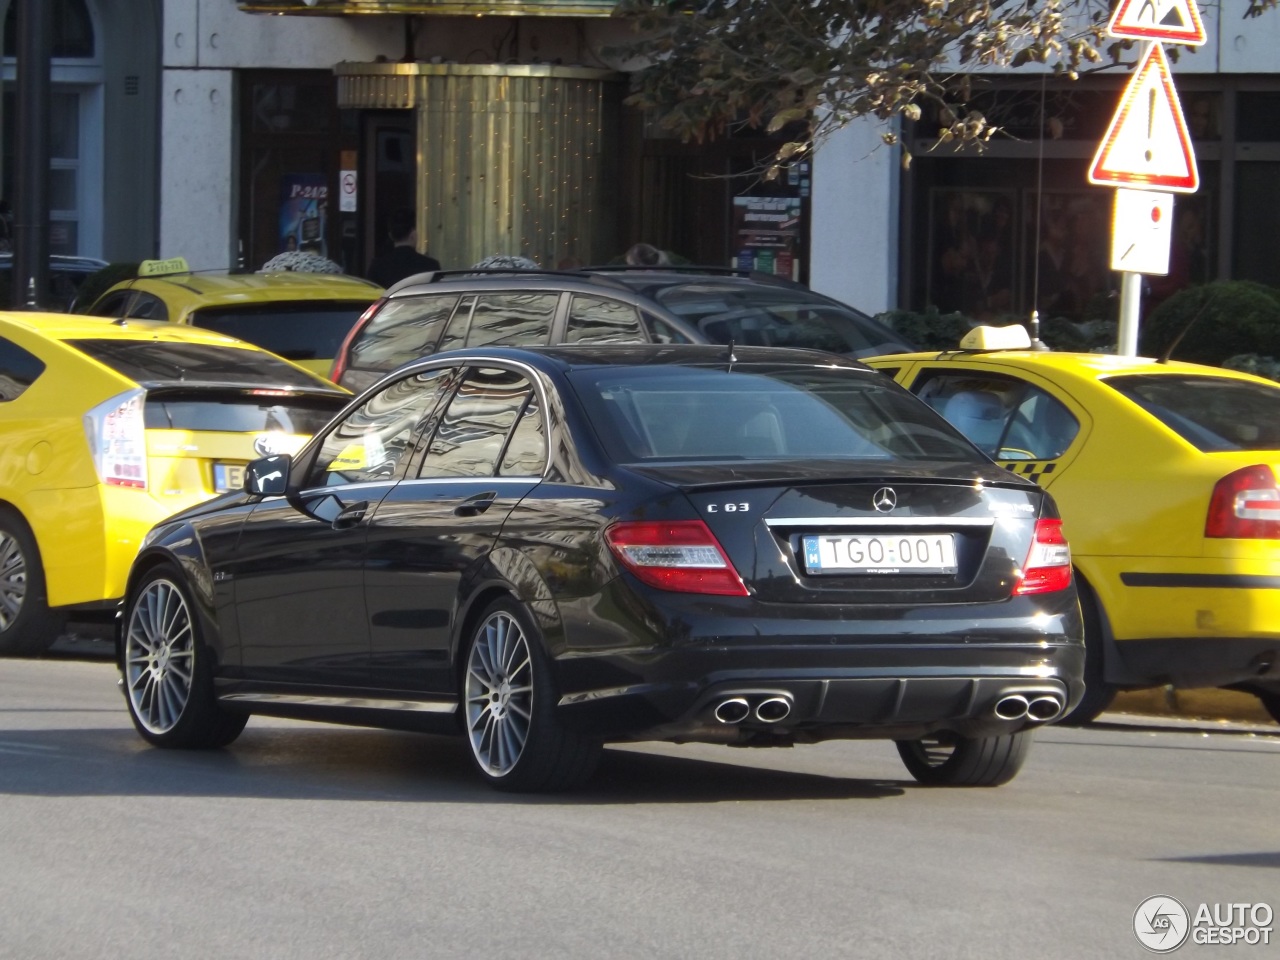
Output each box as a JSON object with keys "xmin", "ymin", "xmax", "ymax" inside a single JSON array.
[{"xmin": 872, "ymin": 487, "xmax": 897, "ymax": 513}]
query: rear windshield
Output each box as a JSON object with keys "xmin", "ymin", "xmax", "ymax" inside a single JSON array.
[
  {"xmin": 348, "ymin": 294, "xmax": 460, "ymax": 373},
  {"xmin": 189, "ymin": 302, "xmax": 371, "ymax": 362},
  {"xmin": 1105, "ymin": 373, "xmax": 1280, "ymax": 452},
  {"xmin": 68, "ymin": 339, "xmax": 332, "ymax": 389},
  {"xmin": 652, "ymin": 282, "xmax": 914, "ymax": 358},
  {"xmin": 144, "ymin": 389, "xmax": 344, "ymax": 435},
  {"xmin": 567, "ymin": 364, "xmax": 980, "ymax": 464}
]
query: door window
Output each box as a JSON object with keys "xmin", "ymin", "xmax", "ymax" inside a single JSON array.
[
  {"xmin": 566, "ymin": 295, "xmax": 644, "ymax": 343},
  {"xmin": 306, "ymin": 367, "xmax": 457, "ymax": 487},
  {"xmin": 465, "ymin": 293, "xmax": 557, "ymax": 348},
  {"xmin": 499, "ymin": 394, "xmax": 547, "ymax": 477},
  {"xmin": 419, "ymin": 367, "xmax": 536, "ymax": 478},
  {"xmin": 0, "ymin": 336, "xmax": 45, "ymax": 401},
  {"xmin": 914, "ymin": 371, "xmax": 1079, "ymax": 460},
  {"xmin": 124, "ymin": 294, "xmax": 168, "ymax": 322}
]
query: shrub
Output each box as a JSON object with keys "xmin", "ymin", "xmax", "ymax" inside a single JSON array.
[
  {"xmin": 875, "ymin": 308, "xmax": 971, "ymax": 350},
  {"xmin": 1140, "ymin": 280, "xmax": 1280, "ymax": 366},
  {"xmin": 70, "ymin": 262, "xmax": 140, "ymax": 313},
  {"xmin": 1222, "ymin": 353, "xmax": 1280, "ymax": 382}
]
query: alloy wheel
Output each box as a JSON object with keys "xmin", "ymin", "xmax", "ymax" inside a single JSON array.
[
  {"xmin": 125, "ymin": 579, "xmax": 196, "ymax": 734},
  {"xmin": 465, "ymin": 610, "xmax": 534, "ymax": 777},
  {"xmin": 0, "ymin": 531, "xmax": 27, "ymax": 631},
  {"xmin": 904, "ymin": 732, "xmax": 958, "ymax": 768}
]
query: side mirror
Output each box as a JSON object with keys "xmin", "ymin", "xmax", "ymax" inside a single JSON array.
[{"xmin": 244, "ymin": 455, "xmax": 291, "ymax": 496}]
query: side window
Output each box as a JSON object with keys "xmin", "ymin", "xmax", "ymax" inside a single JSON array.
[
  {"xmin": 436, "ymin": 295, "xmax": 476, "ymax": 353},
  {"xmin": 306, "ymin": 367, "xmax": 457, "ymax": 488},
  {"xmin": 500, "ymin": 394, "xmax": 547, "ymax": 476},
  {"xmin": 420, "ymin": 367, "xmax": 534, "ymax": 479},
  {"xmin": 873, "ymin": 367, "xmax": 901, "ymax": 379},
  {"xmin": 566, "ymin": 295, "xmax": 644, "ymax": 343},
  {"xmin": 645, "ymin": 314, "xmax": 691, "ymax": 344},
  {"xmin": 915, "ymin": 372, "xmax": 1078, "ymax": 460},
  {"xmin": 0, "ymin": 336, "xmax": 45, "ymax": 401},
  {"xmin": 126, "ymin": 294, "xmax": 168, "ymax": 322},
  {"xmin": 89, "ymin": 291, "xmax": 132, "ymax": 318},
  {"xmin": 348, "ymin": 294, "xmax": 460, "ymax": 374},
  {"xmin": 465, "ymin": 293, "xmax": 557, "ymax": 348}
]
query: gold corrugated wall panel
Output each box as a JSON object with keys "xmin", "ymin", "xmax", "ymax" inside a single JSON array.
[{"xmin": 414, "ymin": 70, "xmax": 617, "ymax": 270}]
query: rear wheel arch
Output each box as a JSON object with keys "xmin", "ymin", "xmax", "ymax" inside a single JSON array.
[
  {"xmin": 0, "ymin": 501, "xmax": 65, "ymax": 653},
  {"xmin": 1060, "ymin": 566, "xmax": 1120, "ymax": 724}
]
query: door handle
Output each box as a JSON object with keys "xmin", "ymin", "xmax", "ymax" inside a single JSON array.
[
  {"xmin": 331, "ymin": 500, "xmax": 369, "ymax": 529},
  {"xmin": 454, "ymin": 491, "xmax": 498, "ymax": 517}
]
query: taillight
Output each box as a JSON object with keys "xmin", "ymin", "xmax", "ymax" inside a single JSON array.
[
  {"xmin": 83, "ymin": 388, "xmax": 148, "ymax": 490},
  {"xmin": 605, "ymin": 520, "xmax": 748, "ymax": 597},
  {"xmin": 1206, "ymin": 464, "xmax": 1280, "ymax": 539},
  {"xmin": 329, "ymin": 298, "xmax": 384, "ymax": 384},
  {"xmin": 1013, "ymin": 518, "xmax": 1072, "ymax": 595}
]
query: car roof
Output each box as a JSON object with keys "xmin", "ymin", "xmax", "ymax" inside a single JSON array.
[
  {"xmin": 414, "ymin": 343, "xmax": 873, "ymax": 373},
  {"xmin": 108, "ymin": 271, "xmax": 383, "ymax": 306},
  {"xmin": 872, "ymin": 349, "xmax": 1280, "ymax": 390},
  {"xmin": 0, "ymin": 310, "xmax": 270, "ymax": 346}
]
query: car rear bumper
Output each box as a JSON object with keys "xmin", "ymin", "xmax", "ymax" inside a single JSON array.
[{"xmin": 551, "ymin": 586, "xmax": 1085, "ymax": 742}]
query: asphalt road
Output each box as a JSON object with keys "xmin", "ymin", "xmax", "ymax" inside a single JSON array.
[{"xmin": 2, "ymin": 654, "xmax": 1276, "ymax": 960}]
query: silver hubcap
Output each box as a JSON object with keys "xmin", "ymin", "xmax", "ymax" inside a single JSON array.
[
  {"xmin": 124, "ymin": 579, "xmax": 195, "ymax": 734},
  {"xmin": 465, "ymin": 611, "xmax": 533, "ymax": 777},
  {"xmin": 0, "ymin": 532, "xmax": 27, "ymax": 631}
]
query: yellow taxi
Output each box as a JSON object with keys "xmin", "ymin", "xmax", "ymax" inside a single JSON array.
[
  {"xmin": 867, "ymin": 325, "xmax": 1280, "ymax": 724},
  {"xmin": 83, "ymin": 258, "xmax": 383, "ymax": 377},
  {"xmin": 0, "ymin": 312, "xmax": 349, "ymax": 655}
]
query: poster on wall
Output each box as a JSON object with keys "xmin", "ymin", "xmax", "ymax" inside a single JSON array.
[
  {"xmin": 278, "ymin": 174, "xmax": 329, "ymax": 255},
  {"xmin": 732, "ymin": 196, "xmax": 802, "ymax": 279}
]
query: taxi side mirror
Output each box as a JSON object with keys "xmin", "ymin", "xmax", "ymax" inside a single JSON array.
[{"xmin": 244, "ymin": 455, "xmax": 291, "ymax": 496}]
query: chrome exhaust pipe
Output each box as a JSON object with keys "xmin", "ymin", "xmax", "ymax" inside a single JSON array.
[
  {"xmin": 755, "ymin": 696, "xmax": 792, "ymax": 723},
  {"xmin": 1026, "ymin": 696, "xmax": 1063, "ymax": 722},
  {"xmin": 713, "ymin": 697, "xmax": 751, "ymax": 724},
  {"xmin": 993, "ymin": 694, "xmax": 1030, "ymax": 721}
]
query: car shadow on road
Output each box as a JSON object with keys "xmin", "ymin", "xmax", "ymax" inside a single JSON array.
[{"xmin": 0, "ymin": 726, "xmax": 905, "ymax": 805}]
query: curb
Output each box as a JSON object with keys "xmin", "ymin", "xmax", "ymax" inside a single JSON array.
[{"xmin": 1110, "ymin": 686, "xmax": 1277, "ymax": 728}]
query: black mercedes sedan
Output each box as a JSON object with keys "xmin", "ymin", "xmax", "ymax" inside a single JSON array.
[{"xmin": 118, "ymin": 344, "xmax": 1085, "ymax": 792}]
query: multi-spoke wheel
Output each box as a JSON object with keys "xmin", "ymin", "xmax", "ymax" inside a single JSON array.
[
  {"xmin": 462, "ymin": 598, "xmax": 600, "ymax": 792},
  {"xmin": 0, "ymin": 510, "xmax": 64, "ymax": 656},
  {"xmin": 122, "ymin": 566, "xmax": 246, "ymax": 749},
  {"xmin": 895, "ymin": 730, "xmax": 1032, "ymax": 787}
]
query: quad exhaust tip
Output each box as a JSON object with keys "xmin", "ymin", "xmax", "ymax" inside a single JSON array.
[
  {"xmin": 1026, "ymin": 695, "xmax": 1063, "ymax": 722},
  {"xmin": 993, "ymin": 693, "xmax": 1063, "ymax": 722},
  {"xmin": 993, "ymin": 694, "xmax": 1030, "ymax": 721},
  {"xmin": 711, "ymin": 695, "xmax": 793, "ymax": 724},
  {"xmin": 713, "ymin": 697, "xmax": 751, "ymax": 724}
]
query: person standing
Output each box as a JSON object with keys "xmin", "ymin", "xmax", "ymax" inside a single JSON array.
[{"xmin": 365, "ymin": 208, "xmax": 441, "ymax": 287}]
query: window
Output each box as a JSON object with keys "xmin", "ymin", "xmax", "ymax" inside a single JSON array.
[
  {"xmin": 464, "ymin": 293, "xmax": 557, "ymax": 348},
  {"xmin": 88, "ymin": 291, "xmax": 132, "ymax": 318},
  {"xmin": 192, "ymin": 301, "xmax": 373, "ymax": 363},
  {"xmin": 124, "ymin": 294, "xmax": 168, "ymax": 322},
  {"xmin": 914, "ymin": 372, "xmax": 1079, "ymax": 460},
  {"xmin": 0, "ymin": 336, "xmax": 46, "ymax": 401},
  {"xmin": 566, "ymin": 295, "xmax": 644, "ymax": 343},
  {"xmin": 348, "ymin": 295, "xmax": 459, "ymax": 373},
  {"xmin": 1106, "ymin": 374, "xmax": 1280, "ymax": 452},
  {"xmin": 420, "ymin": 367, "xmax": 535, "ymax": 478},
  {"xmin": 308, "ymin": 367, "xmax": 457, "ymax": 487},
  {"xmin": 68, "ymin": 340, "xmax": 325, "ymax": 388},
  {"xmin": 499, "ymin": 394, "xmax": 547, "ymax": 477},
  {"xmin": 645, "ymin": 315, "xmax": 691, "ymax": 344},
  {"xmin": 570, "ymin": 365, "xmax": 980, "ymax": 464}
]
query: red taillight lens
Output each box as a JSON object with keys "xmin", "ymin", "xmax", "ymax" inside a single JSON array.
[
  {"xmin": 605, "ymin": 520, "xmax": 748, "ymax": 597},
  {"xmin": 1206, "ymin": 464, "xmax": 1280, "ymax": 539},
  {"xmin": 1013, "ymin": 518, "xmax": 1072, "ymax": 595},
  {"xmin": 329, "ymin": 298, "xmax": 384, "ymax": 384}
]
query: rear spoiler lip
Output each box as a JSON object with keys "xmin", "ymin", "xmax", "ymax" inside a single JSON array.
[{"xmin": 135, "ymin": 378, "xmax": 348, "ymax": 399}]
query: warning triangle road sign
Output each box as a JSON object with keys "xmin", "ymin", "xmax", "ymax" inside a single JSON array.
[
  {"xmin": 1108, "ymin": 0, "xmax": 1207, "ymax": 46},
  {"xmin": 1089, "ymin": 43, "xmax": 1199, "ymax": 193}
]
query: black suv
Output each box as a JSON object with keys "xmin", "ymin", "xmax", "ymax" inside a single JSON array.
[{"xmin": 329, "ymin": 265, "xmax": 914, "ymax": 392}]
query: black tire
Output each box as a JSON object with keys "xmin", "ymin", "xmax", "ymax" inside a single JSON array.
[
  {"xmin": 0, "ymin": 508, "xmax": 66, "ymax": 655},
  {"xmin": 896, "ymin": 730, "xmax": 1033, "ymax": 787},
  {"xmin": 1058, "ymin": 579, "xmax": 1117, "ymax": 726},
  {"xmin": 121, "ymin": 565, "xmax": 246, "ymax": 749},
  {"xmin": 461, "ymin": 597, "xmax": 600, "ymax": 793}
]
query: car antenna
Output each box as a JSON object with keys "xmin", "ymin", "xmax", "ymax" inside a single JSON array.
[
  {"xmin": 1158, "ymin": 299, "xmax": 1210, "ymax": 364},
  {"xmin": 724, "ymin": 338, "xmax": 737, "ymax": 365}
]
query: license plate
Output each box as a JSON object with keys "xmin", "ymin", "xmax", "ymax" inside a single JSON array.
[
  {"xmin": 802, "ymin": 533, "xmax": 958, "ymax": 575},
  {"xmin": 213, "ymin": 462, "xmax": 246, "ymax": 494}
]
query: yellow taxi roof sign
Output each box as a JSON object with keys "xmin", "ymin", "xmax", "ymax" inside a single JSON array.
[
  {"xmin": 138, "ymin": 257, "xmax": 191, "ymax": 278},
  {"xmin": 959, "ymin": 324, "xmax": 1033, "ymax": 351}
]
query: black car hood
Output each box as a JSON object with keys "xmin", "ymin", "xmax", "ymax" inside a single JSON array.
[{"xmin": 624, "ymin": 458, "xmax": 1032, "ymax": 491}]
